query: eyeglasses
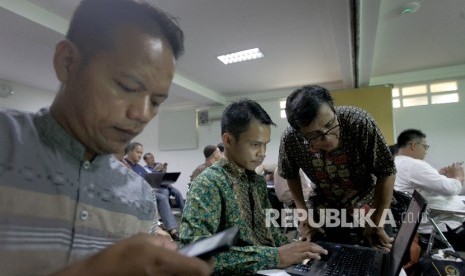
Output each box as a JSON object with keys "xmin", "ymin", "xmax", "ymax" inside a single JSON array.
[
  {"xmin": 417, "ymin": 143, "xmax": 430, "ymax": 150},
  {"xmin": 305, "ymin": 124, "xmax": 340, "ymax": 142}
]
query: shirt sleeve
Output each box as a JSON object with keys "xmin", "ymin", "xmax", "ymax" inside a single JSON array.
[
  {"xmin": 350, "ymin": 107, "xmax": 396, "ymax": 177},
  {"xmin": 408, "ymin": 160, "xmax": 462, "ymax": 196},
  {"xmin": 278, "ymin": 128, "xmax": 302, "ymax": 180},
  {"xmin": 189, "ymin": 165, "xmax": 202, "ymax": 181},
  {"xmin": 180, "ymin": 174, "xmax": 282, "ymax": 275}
]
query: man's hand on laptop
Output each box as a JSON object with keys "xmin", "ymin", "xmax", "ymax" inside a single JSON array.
[
  {"xmin": 299, "ymin": 220, "xmax": 325, "ymax": 242},
  {"xmin": 363, "ymin": 226, "xmax": 394, "ymax": 252},
  {"xmin": 277, "ymin": 240, "xmax": 328, "ymax": 268}
]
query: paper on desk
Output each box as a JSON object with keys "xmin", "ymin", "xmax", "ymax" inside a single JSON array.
[
  {"xmin": 256, "ymin": 269, "xmax": 291, "ymax": 276},
  {"xmin": 426, "ymin": 195, "xmax": 465, "ymax": 214}
]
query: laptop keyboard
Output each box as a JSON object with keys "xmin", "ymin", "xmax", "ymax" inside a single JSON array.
[
  {"xmin": 287, "ymin": 246, "xmax": 377, "ymax": 276},
  {"xmin": 324, "ymin": 246, "xmax": 375, "ymax": 276}
]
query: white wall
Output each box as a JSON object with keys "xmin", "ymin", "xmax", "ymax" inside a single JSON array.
[
  {"xmin": 0, "ymin": 81, "xmax": 55, "ymax": 112},
  {"xmin": 3, "ymin": 78, "xmax": 464, "ymax": 198}
]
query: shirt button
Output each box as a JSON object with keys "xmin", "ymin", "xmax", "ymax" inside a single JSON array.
[
  {"xmin": 83, "ymin": 161, "xmax": 91, "ymax": 170},
  {"xmin": 80, "ymin": 210, "xmax": 89, "ymax": 221}
]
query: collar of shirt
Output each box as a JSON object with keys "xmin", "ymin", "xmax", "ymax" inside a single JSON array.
[{"xmin": 34, "ymin": 108, "xmax": 86, "ymax": 161}]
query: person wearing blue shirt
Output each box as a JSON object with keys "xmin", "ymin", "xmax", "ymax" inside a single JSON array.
[{"xmin": 125, "ymin": 142, "xmax": 180, "ymax": 240}]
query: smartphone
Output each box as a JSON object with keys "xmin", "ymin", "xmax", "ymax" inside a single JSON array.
[{"xmin": 178, "ymin": 226, "xmax": 239, "ymax": 259}]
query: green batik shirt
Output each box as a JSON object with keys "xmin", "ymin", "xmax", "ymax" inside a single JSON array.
[{"xmin": 180, "ymin": 158, "xmax": 289, "ymax": 275}]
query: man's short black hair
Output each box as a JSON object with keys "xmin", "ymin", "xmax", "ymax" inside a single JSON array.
[
  {"xmin": 143, "ymin": 152, "xmax": 153, "ymax": 160},
  {"xmin": 221, "ymin": 99, "xmax": 276, "ymax": 140},
  {"xmin": 217, "ymin": 142, "xmax": 224, "ymax": 153},
  {"xmin": 221, "ymin": 99, "xmax": 276, "ymax": 139},
  {"xmin": 203, "ymin": 145, "xmax": 218, "ymax": 159},
  {"xmin": 285, "ymin": 85, "xmax": 334, "ymax": 130},
  {"xmin": 397, "ymin": 129, "xmax": 426, "ymax": 148},
  {"xmin": 67, "ymin": 0, "xmax": 184, "ymax": 64},
  {"xmin": 125, "ymin": 141, "xmax": 142, "ymax": 154}
]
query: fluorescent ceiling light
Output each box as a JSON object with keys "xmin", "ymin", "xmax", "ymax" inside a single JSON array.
[{"xmin": 217, "ymin": 48, "xmax": 264, "ymax": 65}]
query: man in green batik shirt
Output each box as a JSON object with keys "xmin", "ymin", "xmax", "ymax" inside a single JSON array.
[{"xmin": 180, "ymin": 99, "xmax": 327, "ymax": 275}]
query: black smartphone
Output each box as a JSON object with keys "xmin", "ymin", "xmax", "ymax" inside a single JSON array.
[{"xmin": 178, "ymin": 226, "xmax": 239, "ymax": 259}]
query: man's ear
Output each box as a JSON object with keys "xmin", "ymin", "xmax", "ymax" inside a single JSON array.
[
  {"xmin": 222, "ymin": 132, "xmax": 232, "ymax": 150},
  {"xmin": 53, "ymin": 40, "xmax": 81, "ymax": 83}
]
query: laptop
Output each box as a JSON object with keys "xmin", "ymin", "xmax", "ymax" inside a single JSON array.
[
  {"xmin": 285, "ymin": 190, "xmax": 427, "ymax": 276},
  {"xmin": 161, "ymin": 172, "xmax": 181, "ymax": 187},
  {"xmin": 144, "ymin": 172, "xmax": 164, "ymax": 188}
]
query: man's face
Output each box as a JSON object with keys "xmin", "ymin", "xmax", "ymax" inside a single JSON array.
[
  {"xmin": 413, "ymin": 138, "xmax": 429, "ymax": 160},
  {"xmin": 224, "ymin": 120, "xmax": 270, "ymax": 171},
  {"xmin": 211, "ymin": 148, "xmax": 222, "ymax": 163},
  {"xmin": 299, "ymin": 103, "xmax": 340, "ymax": 152},
  {"xmin": 144, "ymin": 153, "xmax": 155, "ymax": 166},
  {"xmin": 127, "ymin": 145, "xmax": 143, "ymax": 164},
  {"xmin": 52, "ymin": 25, "xmax": 175, "ymax": 158}
]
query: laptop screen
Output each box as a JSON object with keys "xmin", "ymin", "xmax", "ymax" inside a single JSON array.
[
  {"xmin": 144, "ymin": 172, "xmax": 164, "ymax": 188},
  {"xmin": 390, "ymin": 190, "xmax": 426, "ymax": 275},
  {"xmin": 162, "ymin": 172, "xmax": 181, "ymax": 183}
]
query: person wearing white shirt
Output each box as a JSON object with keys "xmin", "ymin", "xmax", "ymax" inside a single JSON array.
[{"xmin": 394, "ymin": 129, "xmax": 465, "ymax": 233}]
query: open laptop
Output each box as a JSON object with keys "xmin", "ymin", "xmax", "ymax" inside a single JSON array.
[
  {"xmin": 285, "ymin": 190, "xmax": 427, "ymax": 276},
  {"xmin": 161, "ymin": 172, "xmax": 181, "ymax": 187},
  {"xmin": 144, "ymin": 172, "xmax": 164, "ymax": 188}
]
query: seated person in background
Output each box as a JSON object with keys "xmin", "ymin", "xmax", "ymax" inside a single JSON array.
[
  {"xmin": 255, "ymin": 164, "xmax": 282, "ymax": 211},
  {"xmin": 0, "ymin": 0, "xmax": 212, "ymax": 274},
  {"xmin": 190, "ymin": 144, "xmax": 222, "ymax": 181},
  {"xmin": 114, "ymin": 151, "xmax": 131, "ymax": 168},
  {"xmin": 124, "ymin": 142, "xmax": 148, "ymax": 176},
  {"xmin": 114, "ymin": 151, "xmax": 171, "ymax": 238},
  {"xmin": 143, "ymin": 152, "xmax": 167, "ymax": 172},
  {"xmin": 279, "ymin": 85, "xmax": 395, "ymax": 248},
  {"xmin": 125, "ymin": 142, "xmax": 181, "ymax": 241},
  {"xmin": 274, "ymin": 168, "xmax": 314, "ymax": 205},
  {"xmin": 389, "ymin": 144, "xmax": 399, "ymax": 157},
  {"xmin": 217, "ymin": 142, "xmax": 225, "ymax": 155},
  {"xmin": 144, "ymin": 152, "xmax": 185, "ymax": 212},
  {"xmin": 394, "ymin": 129, "xmax": 465, "ymax": 233},
  {"xmin": 255, "ymin": 163, "xmax": 276, "ymax": 185},
  {"xmin": 181, "ymin": 99, "xmax": 327, "ymax": 275}
]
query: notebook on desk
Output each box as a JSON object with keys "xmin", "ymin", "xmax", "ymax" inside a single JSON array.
[{"xmin": 285, "ymin": 190, "xmax": 427, "ymax": 276}]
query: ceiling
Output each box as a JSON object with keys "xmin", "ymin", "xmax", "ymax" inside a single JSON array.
[{"xmin": 1, "ymin": 0, "xmax": 464, "ymax": 111}]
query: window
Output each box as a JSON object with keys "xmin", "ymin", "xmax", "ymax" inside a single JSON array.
[{"xmin": 392, "ymin": 81, "xmax": 460, "ymax": 108}]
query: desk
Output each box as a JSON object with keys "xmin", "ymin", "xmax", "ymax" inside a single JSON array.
[{"xmin": 256, "ymin": 268, "xmax": 408, "ymax": 276}]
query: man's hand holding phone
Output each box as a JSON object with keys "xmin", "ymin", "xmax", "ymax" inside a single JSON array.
[{"xmin": 178, "ymin": 226, "xmax": 239, "ymax": 259}]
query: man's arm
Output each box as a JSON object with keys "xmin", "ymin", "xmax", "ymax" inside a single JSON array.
[
  {"xmin": 51, "ymin": 234, "xmax": 212, "ymax": 276},
  {"xmin": 439, "ymin": 162, "xmax": 464, "ymax": 187},
  {"xmin": 287, "ymin": 177, "xmax": 325, "ymax": 241},
  {"xmin": 412, "ymin": 161, "xmax": 462, "ymax": 196},
  {"xmin": 372, "ymin": 174, "xmax": 395, "ymax": 226},
  {"xmin": 364, "ymin": 174, "xmax": 395, "ymax": 251}
]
